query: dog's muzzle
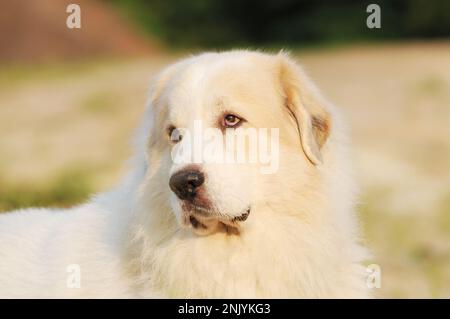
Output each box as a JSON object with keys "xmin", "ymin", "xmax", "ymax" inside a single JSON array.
[{"xmin": 170, "ymin": 168, "xmax": 250, "ymax": 235}]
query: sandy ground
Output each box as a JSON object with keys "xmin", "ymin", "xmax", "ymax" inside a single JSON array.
[{"xmin": 0, "ymin": 42, "xmax": 449, "ymax": 297}]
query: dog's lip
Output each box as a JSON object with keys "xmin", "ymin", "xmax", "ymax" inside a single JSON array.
[
  {"xmin": 187, "ymin": 204, "xmax": 251, "ymax": 222},
  {"xmin": 182, "ymin": 204, "xmax": 251, "ymax": 232},
  {"xmin": 187, "ymin": 204, "xmax": 213, "ymax": 217},
  {"xmin": 188, "ymin": 215, "xmax": 208, "ymax": 230},
  {"xmin": 231, "ymin": 207, "xmax": 251, "ymax": 222}
]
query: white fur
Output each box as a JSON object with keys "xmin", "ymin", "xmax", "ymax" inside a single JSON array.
[{"xmin": 0, "ymin": 50, "xmax": 369, "ymax": 298}]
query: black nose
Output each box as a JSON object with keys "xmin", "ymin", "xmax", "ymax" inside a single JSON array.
[{"xmin": 169, "ymin": 170, "xmax": 205, "ymax": 201}]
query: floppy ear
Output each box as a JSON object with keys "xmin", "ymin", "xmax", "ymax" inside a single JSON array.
[
  {"xmin": 132, "ymin": 64, "xmax": 179, "ymax": 172},
  {"xmin": 277, "ymin": 53, "xmax": 331, "ymax": 165}
]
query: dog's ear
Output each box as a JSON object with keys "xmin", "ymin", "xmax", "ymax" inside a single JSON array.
[
  {"xmin": 134, "ymin": 64, "xmax": 179, "ymax": 170},
  {"xmin": 277, "ymin": 52, "xmax": 331, "ymax": 165},
  {"xmin": 148, "ymin": 64, "xmax": 178, "ymax": 109}
]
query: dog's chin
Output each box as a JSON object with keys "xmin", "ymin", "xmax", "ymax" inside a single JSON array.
[{"xmin": 179, "ymin": 205, "xmax": 251, "ymax": 236}]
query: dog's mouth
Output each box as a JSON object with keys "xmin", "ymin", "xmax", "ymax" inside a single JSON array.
[{"xmin": 181, "ymin": 203, "xmax": 250, "ymax": 235}]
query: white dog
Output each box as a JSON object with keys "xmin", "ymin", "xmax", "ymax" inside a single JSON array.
[{"xmin": 0, "ymin": 50, "xmax": 369, "ymax": 298}]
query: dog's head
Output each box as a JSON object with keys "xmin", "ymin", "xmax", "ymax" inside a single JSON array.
[{"xmin": 139, "ymin": 51, "xmax": 331, "ymax": 235}]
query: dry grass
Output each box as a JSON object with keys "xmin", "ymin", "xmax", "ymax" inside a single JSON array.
[{"xmin": 0, "ymin": 42, "xmax": 449, "ymax": 297}]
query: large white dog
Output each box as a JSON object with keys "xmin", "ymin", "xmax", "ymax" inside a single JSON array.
[{"xmin": 0, "ymin": 50, "xmax": 369, "ymax": 298}]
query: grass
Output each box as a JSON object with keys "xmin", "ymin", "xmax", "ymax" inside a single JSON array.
[
  {"xmin": 415, "ymin": 74, "xmax": 446, "ymax": 96},
  {"xmin": 0, "ymin": 168, "xmax": 92, "ymax": 212},
  {"xmin": 0, "ymin": 57, "xmax": 132, "ymax": 90},
  {"xmin": 361, "ymin": 187, "xmax": 450, "ymax": 298},
  {"xmin": 81, "ymin": 90, "xmax": 122, "ymax": 114}
]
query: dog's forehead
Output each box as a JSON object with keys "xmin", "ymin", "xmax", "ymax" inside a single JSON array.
[
  {"xmin": 166, "ymin": 63, "xmax": 208, "ymax": 120},
  {"xmin": 165, "ymin": 54, "xmax": 279, "ymax": 124}
]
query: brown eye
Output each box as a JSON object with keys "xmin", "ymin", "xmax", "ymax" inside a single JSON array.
[
  {"xmin": 223, "ymin": 114, "xmax": 241, "ymax": 128},
  {"xmin": 167, "ymin": 126, "xmax": 182, "ymax": 143}
]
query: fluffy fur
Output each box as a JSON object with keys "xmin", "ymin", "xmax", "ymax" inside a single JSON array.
[{"xmin": 0, "ymin": 50, "xmax": 369, "ymax": 298}]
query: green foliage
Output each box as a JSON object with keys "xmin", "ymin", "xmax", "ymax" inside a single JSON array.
[{"xmin": 109, "ymin": 0, "xmax": 450, "ymax": 48}]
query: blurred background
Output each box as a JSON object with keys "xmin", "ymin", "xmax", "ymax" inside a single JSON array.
[{"xmin": 0, "ymin": 0, "xmax": 449, "ymax": 298}]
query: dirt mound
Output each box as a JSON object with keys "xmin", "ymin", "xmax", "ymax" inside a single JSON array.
[{"xmin": 0, "ymin": 0, "xmax": 160, "ymax": 63}]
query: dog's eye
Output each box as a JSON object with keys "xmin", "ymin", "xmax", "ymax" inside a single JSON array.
[
  {"xmin": 167, "ymin": 126, "xmax": 182, "ymax": 143},
  {"xmin": 223, "ymin": 114, "xmax": 241, "ymax": 128}
]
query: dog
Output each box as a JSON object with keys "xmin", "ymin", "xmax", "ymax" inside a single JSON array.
[{"xmin": 0, "ymin": 50, "xmax": 369, "ymax": 298}]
